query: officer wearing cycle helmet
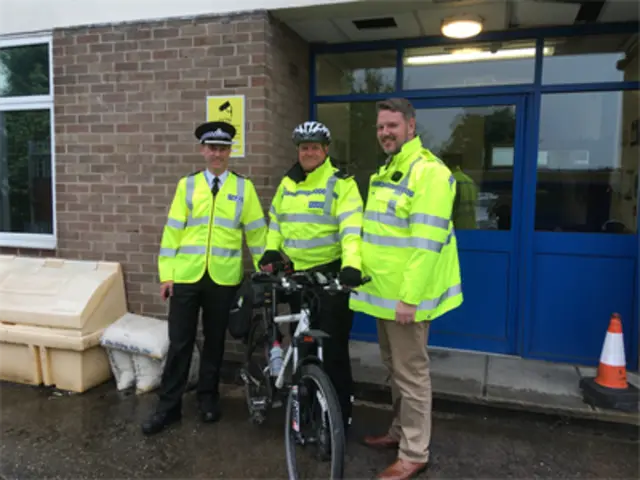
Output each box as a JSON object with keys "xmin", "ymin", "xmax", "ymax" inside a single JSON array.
[{"xmin": 258, "ymin": 120, "xmax": 364, "ymax": 432}]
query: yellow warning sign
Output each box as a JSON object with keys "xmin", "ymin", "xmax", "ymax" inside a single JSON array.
[{"xmin": 206, "ymin": 95, "xmax": 245, "ymax": 158}]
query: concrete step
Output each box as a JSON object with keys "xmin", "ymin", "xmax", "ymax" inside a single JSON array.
[{"xmin": 221, "ymin": 341, "xmax": 639, "ymax": 426}]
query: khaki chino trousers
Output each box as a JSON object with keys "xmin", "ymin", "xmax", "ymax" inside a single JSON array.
[{"xmin": 376, "ymin": 318, "xmax": 432, "ymax": 464}]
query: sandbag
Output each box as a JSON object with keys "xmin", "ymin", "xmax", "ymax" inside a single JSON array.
[
  {"xmin": 100, "ymin": 312, "xmax": 169, "ymax": 359},
  {"xmin": 132, "ymin": 345, "xmax": 200, "ymax": 395},
  {"xmin": 133, "ymin": 354, "xmax": 165, "ymax": 394},
  {"xmin": 106, "ymin": 348, "xmax": 135, "ymax": 391}
]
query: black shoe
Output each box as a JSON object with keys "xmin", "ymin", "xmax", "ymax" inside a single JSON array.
[
  {"xmin": 141, "ymin": 409, "xmax": 181, "ymax": 436},
  {"xmin": 199, "ymin": 402, "xmax": 221, "ymax": 423}
]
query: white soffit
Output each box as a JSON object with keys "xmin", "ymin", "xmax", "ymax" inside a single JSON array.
[
  {"xmin": 288, "ymin": 19, "xmax": 351, "ymax": 43},
  {"xmin": 512, "ymin": 1, "xmax": 581, "ymax": 26},
  {"xmin": 597, "ymin": 1, "xmax": 640, "ymax": 23},
  {"xmin": 332, "ymin": 12, "xmax": 424, "ymax": 41}
]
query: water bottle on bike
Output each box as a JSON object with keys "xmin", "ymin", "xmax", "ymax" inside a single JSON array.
[{"xmin": 269, "ymin": 340, "xmax": 284, "ymax": 376}]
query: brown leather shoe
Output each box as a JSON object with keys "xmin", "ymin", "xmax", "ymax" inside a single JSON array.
[
  {"xmin": 362, "ymin": 434, "xmax": 399, "ymax": 449},
  {"xmin": 376, "ymin": 458, "xmax": 428, "ymax": 480}
]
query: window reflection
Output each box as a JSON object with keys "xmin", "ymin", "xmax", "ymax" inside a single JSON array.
[
  {"xmin": 542, "ymin": 33, "xmax": 638, "ymax": 84},
  {"xmin": 535, "ymin": 90, "xmax": 639, "ymax": 234},
  {"xmin": 315, "ymin": 51, "xmax": 396, "ymax": 96},
  {"xmin": 416, "ymin": 106, "xmax": 517, "ymax": 230},
  {"xmin": 0, "ymin": 44, "xmax": 50, "ymax": 97},
  {"xmin": 317, "ymin": 102, "xmax": 518, "ymax": 231},
  {"xmin": 0, "ymin": 110, "xmax": 53, "ymax": 234},
  {"xmin": 403, "ymin": 40, "xmax": 536, "ymax": 89},
  {"xmin": 316, "ymin": 102, "xmax": 387, "ymax": 199}
]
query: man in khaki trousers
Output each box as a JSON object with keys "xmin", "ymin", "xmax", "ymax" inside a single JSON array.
[{"xmin": 350, "ymin": 98, "xmax": 463, "ymax": 480}]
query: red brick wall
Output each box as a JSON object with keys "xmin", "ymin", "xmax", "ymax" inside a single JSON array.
[{"xmin": 1, "ymin": 12, "xmax": 309, "ymax": 326}]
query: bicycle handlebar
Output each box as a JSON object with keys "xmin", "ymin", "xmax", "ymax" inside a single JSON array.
[{"xmin": 251, "ymin": 268, "xmax": 371, "ymax": 295}]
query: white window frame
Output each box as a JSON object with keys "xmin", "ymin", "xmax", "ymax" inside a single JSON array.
[{"xmin": 0, "ymin": 33, "xmax": 56, "ymax": 250}]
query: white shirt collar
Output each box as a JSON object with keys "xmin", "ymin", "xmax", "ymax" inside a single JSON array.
[{"xmin": 204, "ymin": 169, "xmax": 229, "ymax": 189}]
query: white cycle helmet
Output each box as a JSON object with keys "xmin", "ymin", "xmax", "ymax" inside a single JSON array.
[{"xmin": 292, "ymin": 121, "xmax": 332, "ymax": 146}]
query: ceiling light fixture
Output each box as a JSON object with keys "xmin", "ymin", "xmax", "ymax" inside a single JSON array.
[{"xmin": 441, "ymin": 16, "xmax": 483, "ymax": 39}]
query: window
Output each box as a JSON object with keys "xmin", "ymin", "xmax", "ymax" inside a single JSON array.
[
  {"xmin": 0, "ymin": 35, "xmax": 55, "ymax": 249},
  {"xmin": 403, "ymin": 40, "xmax": 537, "ymax": 90},
  {"xmin": 535, "ymin": 89, "xmax": 639, "ymax": 234},
  {"xmin": 542, "ymin": 33, "xmax": 638, "ymax": 84},
  {"xmin": 316, "ymin": 102, "xmax": 387, "ymax": 199},
  {"xmin": 315, "ymin": 50, "xmax": 397, "ymax": 96}
]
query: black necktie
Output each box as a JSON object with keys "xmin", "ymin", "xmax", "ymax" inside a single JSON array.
[{"xmin": 211, "ymin": 177, "xmax": 219, "ymax": 196}]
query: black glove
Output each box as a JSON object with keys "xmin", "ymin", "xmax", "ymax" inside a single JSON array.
[
  {"xmin": 339, "ymin": 267, "xmax": 363, "ymax": 287},
  {"xmin": 258, "ymin": 250, "xmax": 282, "ymax": 268}
]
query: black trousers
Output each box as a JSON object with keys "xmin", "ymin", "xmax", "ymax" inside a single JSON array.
[
  {"xmin": 286, "ymin": 263, "xmax": 355, "ymax": 428},
  {"xmin": 156, "ymin": 273, "xmax": 237, "ymax": 414}
]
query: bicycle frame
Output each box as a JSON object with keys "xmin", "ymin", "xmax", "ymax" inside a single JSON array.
[
  {"xmin": 249, "ymin": 269, "xmax": 370, "ymax": 396},
  {"xmin": 272, "ymin": 308, "xmax": 323, "ymax": 390}
]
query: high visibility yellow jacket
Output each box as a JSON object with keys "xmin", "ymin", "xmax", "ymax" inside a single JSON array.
[
  {"xmin": 158, "ymin": 170, "xmax": 267, "ymax": 286},
  {"xmin": 266, "ymin": 157, "xmax": 363, "ymax": 271},
  {"xmin": 452, "ymin": 167, "xmax": 478, "ymax": 230},
  {"xmin": 349, "ymin": 137, "xmax": 463, "ymax": 322}
]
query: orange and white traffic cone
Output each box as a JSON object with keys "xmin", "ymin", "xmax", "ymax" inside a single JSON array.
[
  {"xmin": 594, "ymin": 313, "xmax": 628, "ymax": 389},
  {"xmin": 580, "ymin": 313, "xmax": 638, "ymax": 412}
]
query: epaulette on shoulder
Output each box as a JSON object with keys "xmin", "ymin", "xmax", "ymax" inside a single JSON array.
[
  {"xmin": 333, "ymin": 169, "xmax": 352, "ymax": 180},
  {"xmin": 187, "ymin": 169, "xmax": 203, "ymax": 177},
  {"xmin": 231, "ymin": 170, "xmax": 247, "ymax": 178}
]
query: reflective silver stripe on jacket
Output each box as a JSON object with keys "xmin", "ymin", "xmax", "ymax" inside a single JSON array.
[
  {"xmin": 186, "ymin": 216, "xmax": 208, "ymax": 227},
  {"xmin": 277, "ymin": 173, "xmax": 342, "ymax": 225},
  {"xmin": 244, "ymin": 217, "xmax": 266, "ymax": 231},
  {"xmin": 159, "ymin": 245, "xmax": 207, "ymax": 257},
  {"xmin": 340, "ymin": 226, "xmax": 361, "ymax": 238},
  {"xmin": 159, "ymin": 245, "xmax": 243, "ymax": 258},
  {"xmin": 283, "ymin": 187, "xmax": 328, "ymax": 196},
  {"xmin": 356, "ymin": 283, "xmax": 462, "ymax": 313},
  {"xmin": 278, "ymin": 213, "xmax": 337, "ymax": 225},
  {"xmin": 338, "ymin": 207, "xmax": 362, "ymax": 223},
  {"xmin": 283, "ymin": 233, "xmax": 340, "ymax": 249},
  {"xmin": 384, "ymin": 159, "xmax": 420, "ymax": 215},
  {"xmin": 324, "ymin": 175, "xmax": 338, "ymax": 214},
  {"xmin": 363, "ymin": 230, "xmax": 455, "ymax": 253},
  {"xmin": 166, "ymin": 218, "xmax": 183, "ymax": 229},
  {"xmin": 365, "ymin": 211, "xmax": 449, "ymax": 230},
  {"xmin": 211, "ymin": 247, "xmax": 241, "ymax": 257},
  {"xmin": 364, "ymin": 157, "xmax": 453, "ymax": 247},
  {"xmin": 183, "ymin": 173, "xmax": 247, "ymax": 229}
]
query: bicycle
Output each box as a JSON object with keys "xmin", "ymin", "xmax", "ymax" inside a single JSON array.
[{"xmin": 239, "ymin": 265, "xmax": 370, "ymax": 480}]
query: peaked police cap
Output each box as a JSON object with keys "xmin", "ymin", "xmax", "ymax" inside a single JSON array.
[{"xmin": 195, "ymin": 121, "xmax": 236, "ymax": 146}]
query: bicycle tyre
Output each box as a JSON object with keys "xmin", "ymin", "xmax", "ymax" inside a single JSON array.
[
  {"xmin": 285, "ymin": 363, "xmax": 345, "ymax": 480},
  {"xmin": 243, "ymin": 315, "xmax": 272, "ymax": 424}
]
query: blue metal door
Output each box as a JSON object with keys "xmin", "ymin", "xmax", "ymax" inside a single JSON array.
[
  {"xmin": 520, "ymin": 90, "xmax": 639, "ymax": 370},
  {"xmin": 351, "ymin": 95, "xmax": 528, "ymax": 356}
]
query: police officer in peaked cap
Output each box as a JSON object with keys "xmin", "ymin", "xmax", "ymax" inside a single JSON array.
[{"xmin": 142, "ymin": 119, "xmax": 267, "ymax": 435}]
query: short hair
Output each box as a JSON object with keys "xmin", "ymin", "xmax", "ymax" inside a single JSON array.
[{"xmin": 376, "ymin": 98, "xmax": 416, "ymax": 121}]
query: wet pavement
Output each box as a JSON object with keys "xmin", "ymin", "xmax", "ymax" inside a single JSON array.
[{"xmin": 1, "ymin": 379, "xmax": 638, "ymax": 479}]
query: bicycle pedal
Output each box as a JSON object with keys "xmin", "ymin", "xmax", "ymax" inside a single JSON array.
[{"xmin": 250, "ymin": 397, "xmax": 268, "ymax": 409}]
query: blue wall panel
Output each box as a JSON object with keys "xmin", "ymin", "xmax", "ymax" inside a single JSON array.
[
  {"xmin": 429, "ymin": 251, "xmax": 513, "ymax": 354},
  {"xmin": 350, "ymin": 251, "xmax": 515, "ymax": 354},
  {"xmin": 528, "ymin": 254, "xmax": 638, "ymax": 369}
]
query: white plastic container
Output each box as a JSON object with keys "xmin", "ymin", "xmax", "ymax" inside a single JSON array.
[{"xmin": 0, "ymin": 255, "xmax": 127, "ymax": 392}]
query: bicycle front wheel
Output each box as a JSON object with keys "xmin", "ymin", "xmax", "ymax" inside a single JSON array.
[{"xmin": 284, "ymin": 363, "xmax": 345, "ymax": 480}]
